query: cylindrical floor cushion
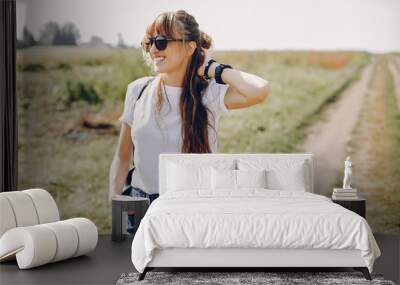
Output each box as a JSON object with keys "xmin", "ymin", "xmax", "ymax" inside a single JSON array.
[{"xmin": 0, "ymin": 189, "xmax": 98, "ymax": 269}]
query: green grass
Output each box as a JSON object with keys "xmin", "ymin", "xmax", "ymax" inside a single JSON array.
[
  {"xmin": 375, "ymin": 56, "xmax": 400, "ymax": 233},
  {"xmin": 18, "ymin": 62, "xmax": 46, "ymax": 72},
  {"xmin": 216, "ymin": 52, "xmax": 369, "ymax": 153}
]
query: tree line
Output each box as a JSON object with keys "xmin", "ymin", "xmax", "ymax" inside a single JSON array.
[{"xmin": 18, "ymin": 21, "xmax": 128, "ymax": 49}]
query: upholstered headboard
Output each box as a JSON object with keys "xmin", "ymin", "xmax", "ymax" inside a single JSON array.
[{"xmin": 159, "ymin": 153, "xmax": 314, "ymax": 195}]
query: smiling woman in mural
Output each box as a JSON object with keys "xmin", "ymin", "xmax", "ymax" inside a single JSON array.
[{"xmin": 108, "ymin": 9, "xmax": 270, "ymax": 233}]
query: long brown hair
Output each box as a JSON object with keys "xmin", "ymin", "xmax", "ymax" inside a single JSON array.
[{"xmin": 141, "ymin": 10, "xmax": 217, "ymax": 153}]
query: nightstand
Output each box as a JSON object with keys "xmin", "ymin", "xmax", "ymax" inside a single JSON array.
[
  {"xmin": 332, "ymin": 197, "xmax": 366, "ymax": 218},
  {"xmin": 112, "ymin": 195, "xmax": 150, "ymax": 242}
]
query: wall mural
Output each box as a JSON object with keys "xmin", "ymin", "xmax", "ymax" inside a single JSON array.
[{"xmin": 16, "ymin": 0, "xmax": 400, "ymax": 234}]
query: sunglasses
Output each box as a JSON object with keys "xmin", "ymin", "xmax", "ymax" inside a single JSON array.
[{"xmin": 141, "ymin": 35, "xmax": 184, "ymax": 52}]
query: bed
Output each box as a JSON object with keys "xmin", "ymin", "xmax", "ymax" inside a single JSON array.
[{"xmin": 130, "ymin": 153, "xmax": 381, "ymax": 281}]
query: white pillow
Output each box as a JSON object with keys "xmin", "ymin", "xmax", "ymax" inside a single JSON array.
[
  {"xmin": 211, "ymin": 168, "xmax": 237, "ymax": 190},
  {"xmin": 237, "ymin": 159, "xmax": 307, "ymax": 191},
  {"xmin": 267, "ymin": 161, "xmax": 306, "ymax": 191},
  {"xmin": 236, "ymin": 169, "xmax": 268, "ymax": 188},
  {"xmin": 167, "ymin": 161, "xmax": 211, "ymax": 191},
  {"xmin": 211, "ymin": 168, "xmax": 268, "ymax": 190}
]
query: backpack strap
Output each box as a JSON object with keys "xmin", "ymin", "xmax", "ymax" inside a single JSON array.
[
  {"xmin": 125, "ymin": 76, "xmax": 156, "ymax": 188},
  {"xmin": 137, "ymin": 76, "xmax": 156, "ymax": 102}
]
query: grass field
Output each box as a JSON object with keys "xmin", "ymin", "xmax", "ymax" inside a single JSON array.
[
  {"xmin": 17, "ymin": 46, "xmax": 389, "ymax": 234},
  {"xmin": 216, "ymin": 51, "xmax": 368, "ymax": 153}
]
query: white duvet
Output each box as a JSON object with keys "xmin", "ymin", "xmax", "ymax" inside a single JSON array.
[{"xmin": 131, "ymin": 189, "xmax": 381, "ymax": 273}]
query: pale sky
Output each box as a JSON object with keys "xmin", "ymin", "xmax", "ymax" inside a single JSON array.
[{"xmin": 16, "ymin": 0, "xmax": 400, "ymax": 53}]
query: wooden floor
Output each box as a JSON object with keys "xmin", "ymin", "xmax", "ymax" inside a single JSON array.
[{"xmin": 0, "ymin": 234, "xmax": 399, "ymax": 285}]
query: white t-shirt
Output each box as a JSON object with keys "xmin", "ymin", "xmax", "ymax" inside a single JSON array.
[{"xmin": 118, "ymin": 74, "xmax": 230, "ymax": 194}]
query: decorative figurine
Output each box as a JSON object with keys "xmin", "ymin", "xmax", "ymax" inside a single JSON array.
[{"xmin": 342, "ymin": 156, "xmax": 353, "ymax": 189}]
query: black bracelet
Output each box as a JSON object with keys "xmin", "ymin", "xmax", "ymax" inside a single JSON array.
[
  {"xmin": 215, "ymin": 64, "xmax": 232, "ymax": 85},
  {"xmin": 204, "ymin": 59, "xmax": 216, "ymax": 80}
]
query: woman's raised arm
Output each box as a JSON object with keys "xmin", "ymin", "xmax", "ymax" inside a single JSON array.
[{"xmin": 208, "ymin": 62, "xmax": 270, "ymax": 110}]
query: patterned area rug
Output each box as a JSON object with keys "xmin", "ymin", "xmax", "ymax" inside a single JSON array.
[{"xmin": 116, "ymin": 271, "xmax": 396, "ymax": 285}]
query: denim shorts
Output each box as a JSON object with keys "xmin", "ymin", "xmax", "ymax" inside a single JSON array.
[{"xmin": 121, "ymin": 185, "xmax": 159, "ymax": 234}]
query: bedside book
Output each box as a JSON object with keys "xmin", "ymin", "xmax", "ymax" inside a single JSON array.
[
  {"xmin": 333, "ymin": 192, "xmax": 357, "ymax": 196},
  {"xmin": 332, "ymin": 188, "xmax": 359, "ymax": 200},
  {"xmin": 332, "ymin": 194, "xmax": 359, "ymax": 200},
  {"xmin": 333, "ymin": 187, "xmax": 358, "ymax": 193}
]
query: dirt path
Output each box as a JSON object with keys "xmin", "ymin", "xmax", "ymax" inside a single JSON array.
[
  {"xmin": 345, "ymin": 57, "xmax": 400, "ymax": 233},
  {"xmin": 388, "ymin": 59, "xmax": 400, "ymax": 110},
  {"xmin": 296, "ymin": 58, "xmax": 376, "ymax": 197}
]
